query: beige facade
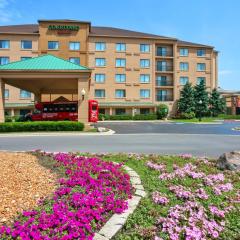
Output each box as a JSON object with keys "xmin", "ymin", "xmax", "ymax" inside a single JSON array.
[{"xmin": 0, "ymin": 19, "xmax": 218, "ymax": 118}]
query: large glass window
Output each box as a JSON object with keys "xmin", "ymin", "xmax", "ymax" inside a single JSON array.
[
  {"xmin": 197, "ymin": 77, "xmax": 206, "ymax": 85},
  {"xmin": 95, "ymin": 42, "xmax": 106, "ymax": 51},
  {"xmin": 180, "ymin": 62, "xmax": 189, "ymax": 71},
  {"xmin": 197, "ymin": 63, "xmax": 206, "ymax": 71},
  {"xmin": 0, "ymin": 40, "xmax": 10, "ymax": 49},
  {"xmin": 21, "ymin": 40, "xmax": 32, "ymax": 49},
  {"xmin": 140, "ymin": 44, "xmax": 150, "ymax": 52},
  {"xmin": 20, "ymin": 90, "xmax": 31, "ymax": 99},
  {"xmin": 157, "ymin": 47, "xmax": 167, "ymax": 56},
  {"xmin": 140, "ymin": 59, "xmax": 150, "ymax": 68},
  {"xmin": 0, "ymin": 57, "xmax": 9, "ymax": 65},
  {"xmin": 116, "ymin": 43, "xmax": 126, "ymax": 52},
  {"xmin": 115, "ymin": 74, "xmax": 126, "ymax": 83},
  {"xmin": 95, "ymin": 89, "xmax": 105, "ymax": 98},
  {"xmin": 4, "ymin": 89, "xmax": 9, "ymax": 99},
  {"xmin": 180, "ymin": 48, "xmax": 189, "ymax": 56},
  {"xmin": 115, "ymin": 108, "xmax": 126, "ymax": 115},
  {"xmin": 180, "ymin": 76, "xmax": 189, "ymax": 85},
  {"xmin": 115, "ymin": 58, "xmax": 126, "ymax": 67},
  {"xmin": 48, "ymin": 41, "xmax": 59, "ymax": 50},
  {"xmin": 197, "ymin": 49, "xmax": 206, "ymax": 57},
  {"xmin": 156, "ymin": 76, "xmax": 167, "ymax": 86},
  {"xmin": 69, "ymin": 57, "xmax": 80, "ymax": 65},
  {"xmin": 140, "ymin": 89, "xmax": 150, "ymax": 98},
  {"xmin": 95, "ymin": 58, "xmax": 106, "ymax": 67},
  {"xmin": 115, "ymin": 89, "xmax": 126, "ymax": 98},
  {"xmin": 95, "ymin": 74, "xmax": 105, "ymax": 83},
  {"xmin": 69, "ymin": 42, "xmax": 80, "ymax": 50},
  {"xmin": 156, "ymin": 90, "xmax": 168, "ymax": 101},
  {"xmin": 140, "ymin": 108, "xmax": 150, "ymax": 115},
  {"xmin": 140, "ymin": 74, "xmax": 150, "ymax": 83}
]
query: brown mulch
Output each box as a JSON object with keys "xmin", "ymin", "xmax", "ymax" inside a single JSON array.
[{"xmin": 0, "ymin": 152, "xmax": 57, "ymax": 225}]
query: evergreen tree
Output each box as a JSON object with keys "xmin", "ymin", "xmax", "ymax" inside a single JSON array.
[
  {"xmin": 194, "ymin": 80, "xmax": 209, "ymax": 118},
  {"xmin": 178, "ymin": 82, "xmax": 195, "ymax": 114},
  {"xmin": 209, "ymin": 88, "xmax": 226, "ymax": 116}
]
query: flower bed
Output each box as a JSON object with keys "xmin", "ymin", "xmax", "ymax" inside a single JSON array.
[{"xmin": 0, "ymin": 152, "xmax": 133, "ymax": 239}]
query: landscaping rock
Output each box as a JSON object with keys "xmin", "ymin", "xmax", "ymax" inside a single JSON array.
[
  {"xmin": 217, "ymin": 151, "xmax": 240, "ymax": 170},
  {"xmin": 97, "ymin": 127, "xmax": 107, "ymax": 132}
]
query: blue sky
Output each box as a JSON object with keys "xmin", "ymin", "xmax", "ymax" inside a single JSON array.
[{"xmin": 0, "ymin": 0, "xmax": 239, "ymax": 90}]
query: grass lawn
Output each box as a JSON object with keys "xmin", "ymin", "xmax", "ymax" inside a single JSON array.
[{"xmin": 89, "ymin": 153, "xmax": 240, "ymax": 240}]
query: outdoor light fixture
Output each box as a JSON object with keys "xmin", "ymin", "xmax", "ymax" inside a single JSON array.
[
  {"xmin": 81, "ymin": 88, "xmax": 86, "ymax": 100},
  {"xmin": 198, "ymin": 100, "xmax": 203, "ymax": 122}
]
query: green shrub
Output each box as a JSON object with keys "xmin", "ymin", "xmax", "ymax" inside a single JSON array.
[
  {"xmin": 219, "ymin": 114, "xmax": 240, "ymax": 120},
  {"xmin": 0, "ymin": 121, "xmax": 84, "ymax": 132},
  {"xmin": 180, "ymin": 112, "xmax": 195, "ymax": 119},
  {"xmin": 133, "ymin": 114, "xmax": 157, "ymax": 120},
  {"xmin": 156, "ymin": 104, "xmax": 169, "ymax": 119},
  {"xmin": 109, "ymin": 114, "xmax": 132, "ymax": 120}
]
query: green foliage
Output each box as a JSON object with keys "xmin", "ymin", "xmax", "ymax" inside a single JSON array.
[
  {"xmin": 180, "ymin": 112, "xmax": 196, "ymax": 119},
  {"xmin": 178, "ymin": 82, "xmax": 195, "ymax": 115},
  {"xmin": 98, "ymin": 114, "xmax": 158, "ymax": 121},
  {"xmin": 109, "ymin": 115, "xmax": 133, "ymax": 120},
  {"xmin": 156, "ymin": 104, "xmax": 169, "ymax": 119},
  {"xmin": 209, "ymin": 88, "xmax": 226, "ymax": 117},
  {"xmin": 133, "ymin": 114, "xmax": 157, "ymax": 120},
  {"xmin": 0, "ymin": 121, "xmax": 84, "ymax": 132}
]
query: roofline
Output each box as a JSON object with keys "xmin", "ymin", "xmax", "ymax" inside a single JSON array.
[
  {"xmin": 38, "ymin": 19, "xmax": 91, "ymax": 25},
  {"xmin": 177, "ymin": 41, "xmax": 214, "ymax": 49},
  {"xmin": 0, "ymin": 32, "xmax": 39, "ymax": 35},
  {"xmin": 0, "ymin": 69, "xmax": 92, "ymax": 73}
]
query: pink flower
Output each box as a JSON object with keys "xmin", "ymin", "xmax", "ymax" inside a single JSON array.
[{"xmin": 152, "ymin": 191, "xmax": 169, "ymax": 205}]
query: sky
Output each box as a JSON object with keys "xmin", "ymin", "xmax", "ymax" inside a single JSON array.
[{"xmin": 0, "ymin": 0, "xmax": 239, "ymax": 90}]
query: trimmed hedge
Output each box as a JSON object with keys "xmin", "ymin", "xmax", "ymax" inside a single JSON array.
[
  {"xmin": 0, "ymin": 121, "xmax": 84, "ymax": 132},
  {"xmin": 133, "ymin": 114, "xmax": 158, "ymax": 120},
  {"xmin": 98, "ymin": 113, "xmax": 158, "ymax": 121}
]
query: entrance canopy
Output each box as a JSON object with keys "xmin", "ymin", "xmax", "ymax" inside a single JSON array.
[{"xmin": 0, "ymin": 54, "xmax": 92, "ymax": 122}]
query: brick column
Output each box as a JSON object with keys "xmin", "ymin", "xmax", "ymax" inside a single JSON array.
[
  {"xmin": 0, "ymin": 78, "xmax": 5, "ymax": 123},
  {"xmin": 78, "ymin": 78, "xmax": 89, "ymax": 123}
]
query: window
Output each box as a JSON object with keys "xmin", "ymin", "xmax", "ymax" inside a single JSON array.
[
  {"xmin": 140, "ymin": 44, "xmax": 150, "ymax": 53},
  {"xmin": 48, "ymin": 41, "xmax": 59, "ymax": 50},
  {"xmin": 197, "ymin": 63, "xmax": 206, "ymax": 71},
  {"xmin": 157, "ymin": 61, "xmax": 170, "ymax": 71},
  {"xmin": 95, "ymin": 58, "xmax": 106, "ymax": 67},
  {"xmin": 115, "ymin": 58, "xmax": 126, "ymax": 67},
  {"xmin": 20, "ymin": 90, "xmax": 31, "ymax": 99},
  {"xmin": 116, "ymin": 43, "xmax": 126, "ymax": 52},
  {"xmin": 0, "ymin": 40, "xmax": 10, "ymax": 49},
  {"xmin": 95, "ymin": 89, "xmax": 105, "ymax": 98},
  {"xmin": 95, "ymin": 74, "xmax": 105, "ymax": 83},
  {"xmin": 21, "ymin": 40, "xmax": 32, "ymax": 49},
  {"xmin": 115, "ymin": 74, "xmax": 126, "ymax": 83},
  {"xmin": 179, "ymin": 76, "xmax": 189, "ymax": 85},
  {"xmin": 21, "ymin": 57, "xmax": 31, "ymax": 61},
  {"xmin": 115, "ymin": 108, "xmax": 126, "ymax": 115},
  {"xmin": 197, "ymin": 77, "xmax": 206, "ymax": 85},
  {"xmin": 140, "ymin": 59, "xmax": 150, "ymax": 68},
  {"xmin": 115, "ymin": 89, "xmax": 126, "ymax": 98},
  {"xmin": 156, "ymin": 90, "xmax": 168, "ymax": 101},
  {"xmin": 0, "ymin": 57, "xmax": 9, "ymax": 65},
  {"xmin": 95, "ymin": 42, "xmax": 106, "ymax": 51},
  {"xmin": 180, "ymin": 62, "xmax": 189, "ymax": 71},
  {"xmin": 140, "ymin": 74, "xmax": 150, "ymax": 83},
  {"xmin": 156, "ymin": 76, "xmax": 167, "ymax": 86},
  {"xmin": 99, "ymin": 108, "xmax": 105, "ymax": 114},
  {"xmin": 157, "ymin": 47, "xmax": 167, "ymax": 56},
  {"xmin": 180, "ymin": 48, "xmax": 189, "ymax": 56},
  {"xmin": 140, "ymin": 108, "xmax": 150, "ymax": 115},
  {"xmin": 69, "ymin": 42, "xmax": 80, "ymax": 50},
  {"xmin": 197, "ymin": 49, "xmax": 206, "ymax": 57},
  {"xmin": 69, "ymin": 57, "xmax": 80, "ymax": 65},
  {"xmin": 140, "ymin": 89, "xmax": 150, "ymax": 98},
  {"xmin": 4, "ymin": 89, "xmax": 9, "ymax": 99}
]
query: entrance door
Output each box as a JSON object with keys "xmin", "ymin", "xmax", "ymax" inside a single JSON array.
[{"xmin": 236, "ymin": 107, "xmax": 240, "ymax": 115}]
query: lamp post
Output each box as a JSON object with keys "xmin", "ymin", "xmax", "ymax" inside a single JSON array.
[
  {"xmin": 198, "ymin": 100, "xmax": 203, "ymax": 122},
  {"xmin": 81, "ymin": 88, "xmax": 86, "ymax": 101}
]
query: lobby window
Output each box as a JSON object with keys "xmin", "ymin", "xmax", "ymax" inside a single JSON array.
[
  {"xmin": 116, "ymin": 58, "xmax": 126, "ymax": 67},
  {"xmin": 115, "ymin": 74, "xmax": 126, "ymax": 83},
  {"xmin": 116, "ymin": 43, "xmax": 126, "ymax": 52},
  {"xmin": 69, "ymin": 57, "xmax": 80, "ymax": 65},
  {"xmin": 95, "ymin": 74, "xmax": 105, "ymax": 83},
  {"xmin": 21, "ymin": 40, "xmax": 32, "ymax": 49},
  {"xmin": 95, "ymin": 89, "xmax": 105, "ymax": 98},
  {"xmin": 4, "ymin": 89, "xmax": 9, "ymax": 99},
  {"xmin": 95, "ymin": 58, "xmax": 106, "ymax": 67},
  {"xmin": 140, "ymin": 74, "xmax": 150, "ymax": 83},
  {"xmin": 197, "ymin": 63, "xmax": 206, "ymax": 71},
  {"xmin": 180, "ymin": 62, "xmax": 189, "ymax": 71},
  {"xmin": 0, "ymin": 57, "xmax": 9, "ymax": 65},
  {"xmin": 140, "ymin": 89, "xmax": 150, "ymax": 98},
  {"xmin": 48, "ymin": 41, "xmax": 59, "ymax": 50},
  {"xmin": 69, "ymin": 42, "xmax": 80, "ymax": 50},
  {"xmin": 197, "ymin": 77, "xmax": 206, "ymax": 85},
  {"xmin": 180, "ymin": 48, "xmax": 189, "ymax": 56},
  {"xmin": 140, "ymin": 108, "xmax": 150, "ymax": 115},
  {"xmin": 115, "ymin": 108, "xmax": 126, "ymax": 115},
  {"xmin": 21, "ymin": 57, "xmax": 31, "ymax": 61},
  {"xmin": 179, "ymin": 76, "xmax": 189, "ymax": 85},
  {"xmin": 0, "ymin": 40, "xmax": 10, "ymax": 49},
  {"xmin": 20, "ymin": 90, "xmax": 31, "ymax": 99},
  {"xmin": 95, "ymin": 42, "xmax": 106, "ymax": 51},
  {"xmin": 140, "ymin": 44, "xmax": 150, "ymax": 53},
  {"xmin": 140, "ymin": 59, "xmax": 150, "ymax": 68},
  {"xmin": 115, "ymin": 89, "xmax": 126, "ymax": 98},
  {"xmin": 197, "ymin": 49, "xmax": 206, "ymax": 57}
]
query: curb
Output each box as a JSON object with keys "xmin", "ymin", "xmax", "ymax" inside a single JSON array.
[{"xmin": 94, "ymin": 165, "xmax": 146, "ymax": 240}]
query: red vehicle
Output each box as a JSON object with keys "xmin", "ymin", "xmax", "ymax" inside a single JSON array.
[{"xmin": 25, "ymin": 100, "xmax": 99, "ymax": 122}]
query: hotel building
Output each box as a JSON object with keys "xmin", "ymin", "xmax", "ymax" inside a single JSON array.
[{"xmin": 0, "ymin": 19, "xmax": 218, "ymax": 118}]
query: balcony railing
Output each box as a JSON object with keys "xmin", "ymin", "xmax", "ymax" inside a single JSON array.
[
  {"xmin": 156, "ymin": 50, "xmax": 173, "ymax": 57},
  {"xmin": 156, "ymin": 80, "xmax": 173, "ymax": 86},
  {"xmin": 156, "ymin": 95, "xmax": 173, "ymax": 101},
  {"xmin": 156, "ymin": 65, "xmax": 173, "ymax": 72}
]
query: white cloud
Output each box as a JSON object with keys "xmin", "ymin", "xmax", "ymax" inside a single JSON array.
[{"xmin": 219, "ymin": 70, "xmax": 233, "ymax": 76}]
